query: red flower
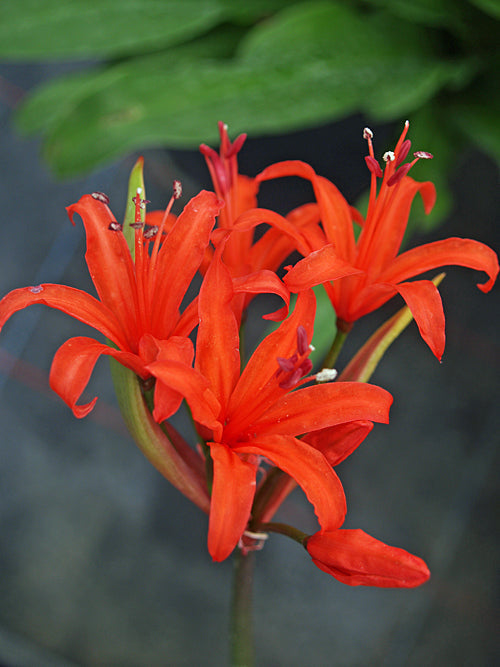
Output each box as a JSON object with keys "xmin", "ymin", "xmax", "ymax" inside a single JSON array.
[
  {"xmin": 199, "ymin": 122, "xmax": 322, "ymax": 322},
  {"xmin": 149, "ymin": 249, "xmax": 393, "ymax": 561},
  {"xmin": 0, "ymin": 172, "xmax": 222, "ymax": 422},
  {"xmin": 305, "ymin": 529, "xmax": 430, "ymax": 588},
  {"xmin": 258, "ymin": 122, "xmax": 499, "ymax": 360}
]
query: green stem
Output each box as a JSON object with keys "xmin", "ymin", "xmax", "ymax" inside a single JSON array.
[
  {"xmin": 322, "ymin": 320, "xmax": 351, "ymax": 369},
  {"xmin": 231, "ymin": 549, "xmax": 255, "ymax": 667},
  {"xmin": 258, "ymin": 522, "xmax": 308, "ymax": 545}
]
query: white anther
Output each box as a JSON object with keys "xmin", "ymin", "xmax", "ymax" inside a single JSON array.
[
  {"xmin": 363, "ymin": 127, "xmax": 373, "ymax": 140},
  {"xmin": 315, "ymin": 368, "xmax": 338, "ymax": 383},
  {"xmin": 383, "ymin": 151, "xmax": 395, "ymax": 163}
]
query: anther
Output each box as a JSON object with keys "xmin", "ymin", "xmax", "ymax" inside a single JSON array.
[
  {"xmin": 296, "ymin": 325, "xmax": 309, "ymax": 355},
  {"xmin": 414, "ymin": 151, "xmax": 433, "ymax": 159},
  {"xmin": 143, "ymin": 225, "xmax": 158, "ymax": 239},
  {"xmin": 108, "ymin": 221, "xmax": 123, "ymax": 232},
  {"xmin": 316, "ymin": 368, "xmax": 338, "ymax": 383},
  {"xmin": 395, "ymin": 139, "xmax": 411, "ymax": 168},
  {"xmin": 383, "ymin": 151, "xmax": 395, "ymax": 163},
  {"xmin": 363, "ymin": 127, "xmax": 373, "ymax": 140},
  {"xmin": 29, "ymin": 285, "xmax": 44, "ymax": 294},
  {"xmin": 91, "ymin": 191, "xmax": 110, "ymax": 204},
  {"xmin": 132, "ymin": 195, "xmax": 150, "ymax": 209},
  {"xmin": 365, "ymin": 156, "xmax": 383, "ymax": 178},
  {"xmin": 172, "ymin": 179, "xmax": 182, "ymax": 200}
]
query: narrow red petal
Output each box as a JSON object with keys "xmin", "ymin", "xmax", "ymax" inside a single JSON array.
[
  {"xmin": 49, "ymin": 336, "xmax": 146, "ymax": 418},
  {"xmin": 67, "ymin": 195, "xmax": 139, "ymax": 345},
  {"xmin": 378, "ymin": 237, "xmax": 499, "ymax": 293},
  {"xmin": 232, "ymin": 269, "xmax": 290, "ymax": 319},
  {"xmin": 208, "ymin": 442, "xmax": 257, "ymax": 561},
  {"xmin": 146, "ymin": 358, "xmax": 221, "ymax": 429},
  {"xmin": 306, "ymin": 529, "xmax": 430, "ymax": 587},
  {"xmin": 0, "ymin": 284, "xmax": 130, "ymax": 351},
  {"xmin": 258, "ymin": 161, "xmax": 356, "ymax": 262},
  {"xmin": 303, "ymin": 421, "xmax": 374, "ymax": 466},
  {"xmin": 232, "ymin": 434, "xmax": 346, "ymax": 531},
  {"xmin": 151, "ymin": 191, "xmax": 223, "ymax": 335},
  {"xmin": 284, "ymin": 245, "xmax": 362, "ymax": 293},
  {"xmin": 225, "ymin": 290, "xmax": 316, "ymax": 432},
  {"xmin": 232, "ymin": 208, "xmax": 312, "ymax": 256},
  {"xmin": 196, "ymin": 247, "xmax": 240, "ymax": 414},
  {"xmin": 250, "ymin": 382, "xmax": 392, "ymax": 437},
  {"xmin": 395, "ymin": 280, "xmax": 445, "ymax": 361}
]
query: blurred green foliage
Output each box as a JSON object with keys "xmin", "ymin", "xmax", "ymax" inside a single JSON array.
[{"xmin": 1, "ymin": 0, "xmax": 498, "ymax": 229}]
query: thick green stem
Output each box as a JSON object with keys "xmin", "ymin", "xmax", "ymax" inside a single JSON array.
[
  {"xmin": 322, "ymin": 321, "xmax": 351, "ymax": 369},
  {"xmin": 231, "ymin": 549, "xmax": 255, "ymax": 667}
]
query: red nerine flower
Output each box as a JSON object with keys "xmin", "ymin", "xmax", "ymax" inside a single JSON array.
[
  {"xmin": 0, "ymin": 172, "xmax": 222, "ymax": 423},
  {"xmin": 198, "ymin": 122, "xmax": 326, "ymax": 322},
  {"xmin": 257, "ymin": 122, "xmax": 499, "ymax": 360},
  {"xmin": 149, "ymin": 248, "xmax": 393, "ymax": 562}
]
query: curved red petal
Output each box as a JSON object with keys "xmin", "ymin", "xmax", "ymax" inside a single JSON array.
[
  {"xmin": 225, "ymin": 290, "xmax": 316, "ymax": 433},
  {"xmin": 395, "ymin": 280, "xmax": 445, "ymax": 361},
  {"xmin": 378, "ymin": 237, "xmax": 499, "ymax": 293},
  {"xmin": 284, "ymin": 245, "xmax": 362, "ymax": 293},
  {"xmin": 196, "ymin": 247, "xmax": 240, "ymax": 414},
  {"xmin": 49, "ymin": 336, "xmax": 146, "ymax": 418},
  {"xmin": 0, "ymin": 284, "xmax": 130, "ymax": 351},
  {"xmin": 151, "ymin": 191, "xmax": 223, "ymax": 335},
  {"xmin": 208, "ymin": 442, "xmax": 257, "ymax": 561},
  {"xmin": 306, "ymin": 529, "xmax": 430, "ymax": 587},
  {"xmin": 357, "ymin": 178, "xmax": 436, "ymax": 275},
  {"xmin": 250, "ymin": 382, "xmax": 392, "ymax": 438},
  {"xmin": 258, "ymin": 161, "xmax": 356, "ymax": 262},
  {"xmin": 232, "ymin": 208, "xmax": 312, "ymax": 256},
  {"xmin": 232, "ymin": 434, "xmax": 346, "ymax": 531},
  {"xmin": 232, "ymin": 269, "xmax": 290, "ymax": 318},
  {"xmin": 146, "ymin": 358, "xmax": 221, "ymax": 430},
  {"xmin": 67, "ymin": 195, "xmax": 139, "ymax": 345},
  {"xmin": 302, "ymin": 421, "xmax": 374, "ymax": 466}
]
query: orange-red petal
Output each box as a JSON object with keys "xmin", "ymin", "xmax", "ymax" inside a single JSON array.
[
  {"xmin": 208, "ymin": 441, "xmax": 257, "ymax": 561},
  {"xmin": 378, "ymin": 237, "xmax": 499, "ymax": 293},
  {"xmin": 306, "ymin": 529, "xmax": 430, "ymax": 587},
  {"xmin": 49, "ymin": 336, "xmax": 147, "ymax": 418},
  {"xmin": 395, "ymin": 280, "xmax": 445, "ymax": 361},
  {"xmin": 232, "ymin": 434, "xmax": 346, "ymax": 531},
  {"xmin": 0, "ymin": 284, "xmax": 130, "ymax": 351}
]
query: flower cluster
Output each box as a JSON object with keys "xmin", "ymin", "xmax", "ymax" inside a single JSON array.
[{"xmin": 1, "ymin": 122, "xmax": 497, "ymax": 588}]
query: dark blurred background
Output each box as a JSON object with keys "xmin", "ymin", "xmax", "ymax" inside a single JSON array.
[{"xmin": 0, "ymin": 62, "xmax": 498, "ymax": 666}]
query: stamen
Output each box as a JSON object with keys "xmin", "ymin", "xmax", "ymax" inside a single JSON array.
[
  {"xmin": 296, "ymin": 325, "xmax": 309, "ymax": 355},
  {"xmin": 383, "ymin": 151, "xmax": 395, "ymax": 163},
  {"xmin": 243, "ymin": 530, "xmax": 269, "ymax": 541},
  {"xmin": 29, "ymin": 285, "xmax": 43, "ymax": 294},
  {"xmin": 108, "ymin": 221, "xmax": 123, "ymax": 231},
  {"xmin": 395, "ymin": 139, "xmax": 411, "ymax": 168},
  {"xmin": 414, "ymin": 151, "xmax": 433, "ymax": 159},
  {"xmin": 172, "ymin": 179, "xmax": 182, "ymax": 200},
  {"xmin": 276, "ymin": 326, "xmax": 314, "ymax": 389},
  {"xmin": 316, "ymin": 368, "xmax": 338, "ymax": 383},
  {"xmin": 91, "ymin": 191, "xmax": 110, "ymax": 204},
  {"xmin": 143, "ymin": 225, "xmax": 158, "ymax": 239},
  {"xmin": 365, "ymin": 156, "xmax": 383, "ymax": 178},
  {"xmin": 363, "ymin": 127, "xmax": 373, "ymax": 140},
  {"xmin": 387, "ymin": 162, "xmax": 412, "ymax": 187}
]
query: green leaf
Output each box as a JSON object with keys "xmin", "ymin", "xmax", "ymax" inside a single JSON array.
[
  {"xmin": 467, "ymin": 0, "xmax": 500, "ymax": 19},
  {"xmin": 0, "ymin": 0, "xmax": 228, "ymax": 58},
  {"xmin": 16, "ymin": 1, "xmax": 468, "ymax": 176}
]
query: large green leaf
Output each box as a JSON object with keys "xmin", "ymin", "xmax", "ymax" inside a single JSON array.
[
  {"xmin": 17, "ymin": 1, "xmax": 468, "ymax": 176},
  {"xmin": 0, "ymin": 0, "xmax": 290, "ymax": 59}
]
